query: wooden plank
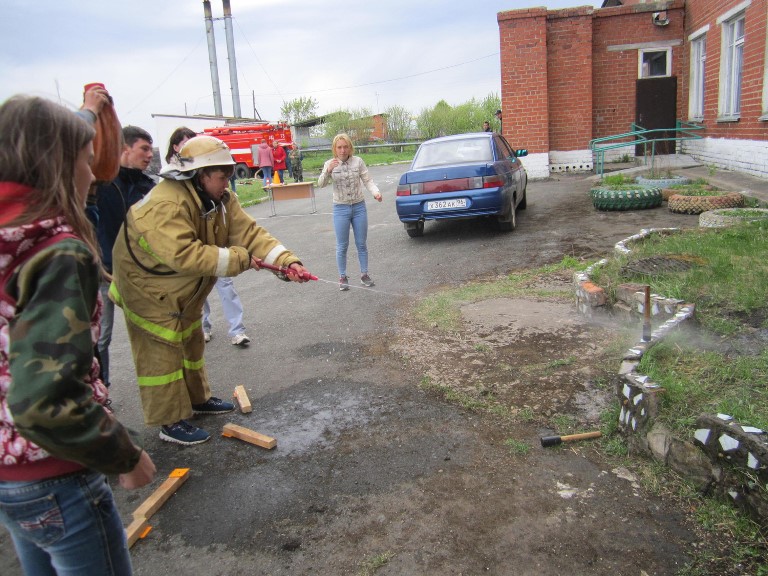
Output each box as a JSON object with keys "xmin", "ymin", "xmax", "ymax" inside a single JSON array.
[
  {"xmin": 132, "ymin": 468, "xmax": 190, "ymax": 521},
  {"xmin": 233, "ymin": 385, "xmax": 252, "ymax": 413},
  {"xmin": 222, "ymin": 423, "xmax": 276, "ymax": 449},
  {"xmin": 270, "ymin": 182, "xmax": 314, "ymax": 201},
  {"xmin": 126, "ymin": 517, "xmax": 151, "ymax": 548}
]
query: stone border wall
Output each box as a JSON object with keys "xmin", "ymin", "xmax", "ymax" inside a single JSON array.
[{"xmin": 574, "ymin": 228, "xmax": 768, "ymax": 523}]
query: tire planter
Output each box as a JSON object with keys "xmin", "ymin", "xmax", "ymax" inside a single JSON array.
[
  {"xmin": 635, "ymin": 175, "xmax": 691, "ymax": 189},
  {"xmin": 590, "ymin": 187, "xmax": 663, "ymax": 211},
  {"xmin": 699, "ymin": 208, "xmax": 768, "ymax": 228},
  {"xmin": 661, "ymin": 184, "xmax": 715, "ymax": 201},
  {"xmin": 668, "ymin": 192, "xmax": 745, "ymax": 215}
]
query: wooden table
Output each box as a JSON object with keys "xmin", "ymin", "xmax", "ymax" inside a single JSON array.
[{"xmin": 267, "ymin": 181, "xmax": 317, "ymax": 216}]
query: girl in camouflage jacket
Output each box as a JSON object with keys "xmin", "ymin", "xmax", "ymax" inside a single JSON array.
[{"xmin": 0, "ymin": 94, "xmax": 155, "ymax": 575}]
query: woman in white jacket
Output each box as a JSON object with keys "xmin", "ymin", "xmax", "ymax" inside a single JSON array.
[{"xmin": 317, "ymin": 133, "xmax": 382, "ymax": 291}]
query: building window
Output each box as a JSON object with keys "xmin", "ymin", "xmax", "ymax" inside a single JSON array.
[
  {"xmin": 638, "ymin": 48, "xmax": 671, "ymax": 78},
  {"xmin": 689, "ymin": 36, "xmax": 706, "ymax": 120},
  {"xmin": 719, "ymin": 14, "xmax": 745, "ymax": 119}
]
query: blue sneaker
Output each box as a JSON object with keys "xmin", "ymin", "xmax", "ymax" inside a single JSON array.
[
  {"xmin": 159, "ymin": 420, "xmax": 210, "ymax": 445},
  {"xmin": 192, "ymin": 396, "xmax": 235, "ymax": 415}
]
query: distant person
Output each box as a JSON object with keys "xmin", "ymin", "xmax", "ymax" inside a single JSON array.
[
  {"xmin": 272, "ymin": 140, "xmax": 287, "ymax": 184},
  {"xmin": 256, "ymin": 138, "xmax": 274, "ymax": 187},
  {"xmin": 317, "ymin": 133, "xmax": 382, "ymax": 291},
  {"xmin": 495, "ymin": 109, "xmax": 503, "ymax": 132},
  {"xmin": 483, "ymin": 120, "xmax": 492, "ymax": 132},
  {"xmin": 111, "ymin": 135, "xmax": 312, "ymax": 445},
  {"xmin": 95, "ymin": 125, "xmax": 155, "ymax": 388},
  {"xmin": 165, "ymin": 127, "xmax": 252, "ymax": 348},
  {"xmin": 0, "ymin": 94, "xmax": 156, "ymax": 575},
  {"xmin": 289, "ymin": 143, "xmax": 304, "ymax": 182},
  {"xmin": 283, "ymin": 143, "xmax": 292, "ymax": 180}
]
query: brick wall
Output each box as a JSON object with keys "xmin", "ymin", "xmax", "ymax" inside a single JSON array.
[
  {"xmin": 497, "ymin": 0, "xmax": 766, "ymax": 179},
  {"xmin": 682, "ymin": 0, "xmax": 767, "ymax": 141},
  {"xmin": 497, "ymin": 8, "xmax": 550, "ymax": 154},
  {"xmin": 591, "ymin": 3, "xmax": 686, "ymax": 141},
  {"xmin": 546, "ymin": 10, "xmax": 593, "ymax": 151}
]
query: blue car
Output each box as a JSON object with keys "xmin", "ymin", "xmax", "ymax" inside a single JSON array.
[{"xmin": 396, "ymin": 132, "xmax": 528, "ymax": 237}]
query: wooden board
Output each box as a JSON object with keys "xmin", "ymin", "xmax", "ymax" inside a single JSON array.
[
  {"xmin": 222, "ymin": 423, "xmax": 276, "ymax": 449},
  {"xmin": 233, "ymin": 385, "xmax": 252, "ymax": 413},
  {"xmin": 132, "ymin": 467, "xmax": 190, "ymax": 521},
  {"xmin": 270, "ymin": 182, "xmax": 314, "ymax": 201},
  {"xmin": 126, "ymin": 517, "xmax": 151, "ymax": 548}
]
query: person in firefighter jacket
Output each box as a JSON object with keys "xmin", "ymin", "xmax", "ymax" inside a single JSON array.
[{"xmin": 110, "ymin": 135, "xmax": 311, "ymax": 445}]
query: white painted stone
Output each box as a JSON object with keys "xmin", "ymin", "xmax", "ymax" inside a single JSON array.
[
  {"xmin": 718, "ymin": 434, "xmax": 740, "ymax": 452},
  {"xmin": 747, "ymin": 453, "xmax": 760, "ymax": 469},
  {"xmin": 623, "ymin": 384, "xmax": 631, "ymax": 399},
  {"xmin": 742, "ymin": 426, "xmax": 764, "ymax": 434},
  {"xmin": 717, "ymin": 413, "xmax": 733, "ymax": 421},
  {"xmin": 633, "ymin": 394, "xmax": 643, "ymax": 405},
  {"xmin": 694, "ymin": 428, "xmax": 711, "ymax": 444}
]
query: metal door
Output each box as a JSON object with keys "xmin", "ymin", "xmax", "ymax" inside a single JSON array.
[{"xmin": 635, "ymin": 77, "xmax": 677, "ymax": 156}]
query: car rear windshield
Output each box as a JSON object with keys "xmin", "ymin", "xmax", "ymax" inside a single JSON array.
[{"xmin": 412, "ymin": 137, "xmax": 493, "ymax": 169}]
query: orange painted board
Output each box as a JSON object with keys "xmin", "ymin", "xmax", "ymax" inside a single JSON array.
[
  {"xmin": 233, "ymin": 385, "xmax": 252, "ymax": 413},
  {"xmin": 132, "ymin": 468, "xmax": 190, "ymax": 521},
  {"xmin": 222, "ymin": 422, "xmax": 276, "ymax": 449}
]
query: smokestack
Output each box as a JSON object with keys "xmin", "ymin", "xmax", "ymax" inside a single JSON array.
[
  {"xmin": 203, "ymin": 0, "xmax": 223, "ymax": 116},
  {"xmin": 222, "ymin": 0, "xmax": 242, "ymax": 118}
]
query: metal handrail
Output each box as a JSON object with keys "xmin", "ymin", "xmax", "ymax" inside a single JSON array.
[{"xmin": 589, "ymin": 121, "xmax": 704, "ymax": 177}]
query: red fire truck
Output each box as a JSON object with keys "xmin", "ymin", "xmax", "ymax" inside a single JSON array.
[{"xmin": 202, "ymin": 122, "xmax": 293, "ymax": 179}]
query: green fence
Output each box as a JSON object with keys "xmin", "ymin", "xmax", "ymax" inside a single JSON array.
[{"xmin": 589, "ymin": 121, "xmax": 704, "ymax": 177}]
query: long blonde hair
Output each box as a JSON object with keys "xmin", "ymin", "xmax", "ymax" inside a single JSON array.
[{"xmin": 0, "ymin": 95, "xmax": 100, "ymax": 260}]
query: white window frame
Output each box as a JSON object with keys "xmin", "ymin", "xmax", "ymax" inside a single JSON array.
[
  {"xmin": 718, "ymin": 13, "xmax": 745, "ymax": 120},
  {"xmin": 638, "ymin": 47, "xmax": 672, "ymax": 78},
  {"xmin": 689, "ymin": 35, "xmax": 707, "ymax": 120}
]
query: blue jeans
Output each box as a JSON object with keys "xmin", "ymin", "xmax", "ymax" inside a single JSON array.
[
  {"xmin": 0, "ymin": 471, "xmax": 132, "ymax": 576},
  {"xmin": 98, "ymin": 281, "xmax": 113, "ymax": 386},
  {"xmin": 260, "ymin": 166, "xmax": 273, "ymax": 187},
  {"xmin": 203, "ymin": 277, "xmax": 246, "ymax": 338},
  {"xmin": 333, "ymin": 201, "xmax": 369, "ymax": 278}
]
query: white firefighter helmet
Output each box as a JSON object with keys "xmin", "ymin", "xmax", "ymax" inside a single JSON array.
[{"xmin": 160, "ymin": 135, "xmax": 234, "ymax": 179}]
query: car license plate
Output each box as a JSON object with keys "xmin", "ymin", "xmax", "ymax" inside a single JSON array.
[{"xmin": 426, "ymin": 199, "xmax": 467, "ymax": 210}]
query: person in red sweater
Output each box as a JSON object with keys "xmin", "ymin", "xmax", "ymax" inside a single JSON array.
[{"xmin": 272, "ymin": 140, "xmax": 287, "ymax": 184}]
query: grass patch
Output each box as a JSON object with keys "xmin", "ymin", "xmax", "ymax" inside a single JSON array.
[
  {"xmin": 591, "ymin": 221, "xmax": 768, "ymax": 335},
  {"xmin": 503, "ymin": 438, "xmax": 531, "ymax": 455},
  {"xmin": 358, "ymin": 551, "xmax": 395, "ymax": 576},
  {"xmin": 637, "ymin": 335, "xmax": 768, "ymax": 433}
]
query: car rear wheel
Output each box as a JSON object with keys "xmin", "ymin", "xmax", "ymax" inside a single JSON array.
[
  {"xmin": 234, "ymin": 163, "xmax": 251, "ymax": 180},
  {"xmin": 518, "ymin": 186, "xmax": 527, "ymax": 210},
  {"xmin": 497, "ymin": 202, "xmax": 516, "ymax": 232},
  {"xmin": 405, "ymin": 221, "xmax": 424, "ymax": 238}
]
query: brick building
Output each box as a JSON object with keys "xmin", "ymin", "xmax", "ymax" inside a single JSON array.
[{"xmin": 497, "ymin": 0, "xmax": 767, "ymax": 179}]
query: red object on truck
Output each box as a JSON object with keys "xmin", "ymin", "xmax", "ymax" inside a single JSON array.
[{"xmin": 202, "ymin": 122, "xmax": 293, "ymax": 179}]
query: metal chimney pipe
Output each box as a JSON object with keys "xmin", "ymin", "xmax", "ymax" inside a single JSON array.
[
  {"xmin": 203, "ymin": 0, "xmax": 223, "ymax": 116},
  {"xmin": 222, "ymin": 0, "xmax": 241, "ymax": 118}
]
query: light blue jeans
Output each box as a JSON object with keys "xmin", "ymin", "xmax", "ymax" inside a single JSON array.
[
  {"xmin": 260, "ymin": 166, "xmax": 273, "ymax": 187},
  {"xmin": 203, "ymin": 277, "xmax": 246, "ymax": 338},
  {"xmin": 333, "ymin": 200, "xmax": 368, "ymax": 278},
  {"xmin": 98, "ymin": 281, "xmax": 113, "ymax": 386},
  {"xmin": 0, "ymin": 470, "xmax": 132, "ymax": 576}
]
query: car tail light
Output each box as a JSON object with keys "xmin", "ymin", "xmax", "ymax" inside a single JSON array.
[
  {"xmin": 483, "ymin": 174, "xmax": 504, "ymax": 188},
  {"xmin": 470, "ymin": 176, "xmax": 483, "ymax": 189},
  {"xmin": 397, "ymin": 183, "xmax": 423, "ymax": 196}
]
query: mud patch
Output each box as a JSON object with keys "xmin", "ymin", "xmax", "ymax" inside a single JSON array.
[{"xmin": 394, "ymin": 296, "xmax": 624, "ymax": 425}]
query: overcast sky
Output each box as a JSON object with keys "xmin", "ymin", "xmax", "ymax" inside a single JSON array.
[{"xmin": 1, "ymin": 0, "xmax": 601, "ymax": 141}]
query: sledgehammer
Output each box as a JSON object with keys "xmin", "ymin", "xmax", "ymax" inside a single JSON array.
[{"xmin": 540, "ymin": 430, "xmax": 602, "ymax": 448}]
